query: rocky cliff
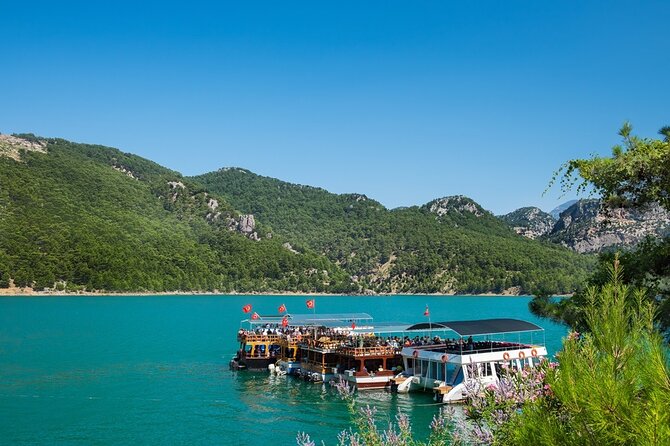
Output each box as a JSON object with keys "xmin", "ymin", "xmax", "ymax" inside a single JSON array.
[
  {"xmin": 549, "ymin": 199, "xmax": 578, "ymax": 219},
  {"xmin": 500, "ymin": 207, "xmax": 556, "ymax": 239},
  {"xmin": 547, "ymin": 199, "xmax": 670, "ymax": 253},
  {"xmin": 0, "ymin": 134, "xmax": 47, "ymax": 161},
  {"xmin": 425, "ymin": 195, "xmax": 489, "ymax": 218}
]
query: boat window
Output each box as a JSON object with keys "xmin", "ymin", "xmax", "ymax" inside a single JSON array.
[
  {"xmin": 414, "ymin": 359, "xmax": 421, "ymax": 375},
  {"xmin": 445, "ymin": 363, "xmax": 457, "ymax": 383},
  {"xmin": 386, "ymin": 357, "xmax": 403, "ymax": 371},
  {"xmin": 437, "ymin": 363, "xmax": 445, "ymax": 381},
  {"xmin": 449, "ymin": 366, "xmax": 464, "ymax": 386},
  {"xmin": 364, "ymin": 359, "xmax": 383, "ymax": 371},
  {"xmin": 421, "ymin": 360, "xmax": 429, "ymax": 377}
]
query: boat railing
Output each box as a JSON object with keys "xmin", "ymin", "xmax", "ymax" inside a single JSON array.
[
  {"xmin": 280, "ymin": 338, "xmax": 300, "ymax": 347},
  {"xmin": 409, "ymin": 341, "xmax": 535, "ymax": 356},
  {"xmin": 338, "ymin": 346, "xmax": 399, "ymax": 357},
  {"xmin": 446, "ymin": 341, "xmax": 534, "ymax": 355},
  {"xmin": 301, "ymin": 336, "xmax": 348, "ymax": 349},
  {"xmin": 240, "ymin": 333, "xmax": 283, "ymax": 343},
  {"xmin": 349, "ymin": 369, "xmax": 396, "ymax": 378}
]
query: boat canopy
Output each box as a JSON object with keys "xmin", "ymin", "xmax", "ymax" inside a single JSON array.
[
  {"xmin": 404, "ymin": 318, "xmax": 542, "ymax": 336},
  {"xmin": 241, "ymin": 312, "xmax": 373, "ymax": 326},
  {"xmin": 240, "ymin": 314, "xmax": 542, "ymax": 337},
  {"xmin": 289, "ymin": 313, "xmax": 373, "ymax": 324}
]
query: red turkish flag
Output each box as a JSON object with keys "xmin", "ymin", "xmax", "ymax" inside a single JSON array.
[
  {"xmin": 423, "ymin": 305, "xmax": 430, "ymax": 317},
  {"xmin": 306, "ymin": 299, "xmax": 315, "ymax": 309},
  {"xmin": 282, "ymin": 316, "xmax": 289, "ymax": 328},
  {"xmin": 278, "ymin": 304, "xmax": 287, "ymax": 314},
  {"xmin": 251, "ymin": 312, "xmax": 260, "ymax": 320},
  {"xmin": 242, "ymin": 304, "xmax": 252, "ymax": 314}
]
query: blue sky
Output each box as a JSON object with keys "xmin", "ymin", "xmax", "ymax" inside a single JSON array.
[{"xmin": 2, "ymin": 1, "xmax": 668, "ymax": 214}]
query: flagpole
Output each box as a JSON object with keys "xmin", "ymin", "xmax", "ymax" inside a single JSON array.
[
  {"xmin": 310, "ymin": 298, "xmax": 317, "ymax": 340},
  {"xmin": 427, "ymin": 303, "xmax": 432, "ymax": 339}
]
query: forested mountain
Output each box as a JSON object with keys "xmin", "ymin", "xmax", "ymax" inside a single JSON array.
[
  {"xmin": 192, "ymin": 169, "xmax": 594, "ymax": 294},
  {"xmin": 0, "ymin": 134, "xmax": 353, "ymax": 293},
  {"xmin": 0, "ymin": 133, "xmax": 595, "ymax": 295}
]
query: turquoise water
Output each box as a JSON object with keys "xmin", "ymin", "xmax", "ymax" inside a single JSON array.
[{"xmin": 0, "ymin": 295, "xmax": 566, "ymax": 445}]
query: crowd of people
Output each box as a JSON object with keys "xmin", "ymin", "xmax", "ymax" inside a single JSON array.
[{"xmin": 238, "ymin": 323, "xmax": 477, "ymax": 352}]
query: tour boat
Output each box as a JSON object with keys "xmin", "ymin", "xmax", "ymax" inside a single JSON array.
[
  {"xmin": 232, "ymin": 313, "xmax": 373, "ymax": 377},
  {"xmin": 335, "ymin": 344, "xmax": 403, "ymax": 390},
  {"xmin": 388, "ymin": 318, "xmax": 547, "ymax": 403},
  {"xmin": 230, "ymin": 330, "xmax": 283, "ymax": 371},
  {"xmin": 230, "ymin": 314, "xmax": 289, "ymax": 371},
  {"xmin": 293, "ymin": 313, "xmax": 378, "ymax": 382},
  {"xmin": 275, "ymin": 335, "xmax": 302, "ymax": 375},
  {"xmin": 298, "ymin": 334, "xmax": 347, "ymax": 382}
]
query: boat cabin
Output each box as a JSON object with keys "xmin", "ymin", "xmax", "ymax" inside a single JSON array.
[{"xmin": 389, "ymin": 318, "xmax": 548, "ymax": 402}]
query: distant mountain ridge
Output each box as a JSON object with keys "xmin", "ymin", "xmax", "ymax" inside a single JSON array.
[
  {"xmin": 546, "ymin": 199, "xmax": 670, "ymax": 253},
  {"xmin": 499, "ymin": 199, "xmax": 670, "ymax": 253},
  {"xmin": 550, "ymin": 199, "xmax": 578, "ymax": 219}
]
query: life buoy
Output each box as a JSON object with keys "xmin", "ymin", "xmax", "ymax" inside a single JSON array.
[
  {"xmin": 413, "ymin": 350, "xmax": 419, "ymax": 358},
  {"xmin": 518, "ymin": 351, "xmax": 526, "ymax": 359},
  {"xmin": 531, "ymin": 349, "xmax": 538, "ymax": 357},
  {"xmin": 441, "ymin": 354, "xmax": 448, "ymax": 363},
  {"xmin": 502, "ymin": 352, "xmax": 510, "ymax": 361}
]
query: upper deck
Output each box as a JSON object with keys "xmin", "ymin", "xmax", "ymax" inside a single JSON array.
[
  {"xmin": 338, "ymin": 345, "xmax": 399, "ymax": 358},
  {"xmin": 238, "ymin": 333, "xmax": 283, "ymax": 344},
  {"xmin": 299, "ymin": 335, "xmax": 348, "ymax": 352},
  {"xmin": 406, "ymin": 340, "xmax": 535, "ymax": 356}
]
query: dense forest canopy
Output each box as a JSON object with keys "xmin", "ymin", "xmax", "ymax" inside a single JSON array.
[
  {"xmin": 0, "ymin": 134, "xmax": 595, "ymax": 294},
  {"xmin": 0, "ymin": 136, "xmax": 353, "ymax": 293},
  {"xmin": 193, "ymin": 169, "xmax": 593, "ymax": 294}
]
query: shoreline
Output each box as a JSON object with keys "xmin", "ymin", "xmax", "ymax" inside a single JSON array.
[{"xmin": 0, "ymin": 288, "xmax": 571, "ymax": 298}]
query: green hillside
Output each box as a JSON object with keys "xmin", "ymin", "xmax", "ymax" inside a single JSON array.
[
  {"xmin": 0, "ymin": 134, "xmax": 595, "ymax": 295},
  {"xmin": 0, "ymin": 135, "xmax": 353, "ymax": 293},
  {"xmin": 192, "ymin": 169, "xmax": 595, "ymax": 294}
]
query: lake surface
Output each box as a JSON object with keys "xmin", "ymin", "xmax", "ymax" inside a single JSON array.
[{"xmin": 0, "ymin": 295, "xmax": 566, "ymax": 445}]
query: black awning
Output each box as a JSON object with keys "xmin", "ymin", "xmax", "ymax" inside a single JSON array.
[{"xmin": 405, "ymin": 318, "xmax": 542, "ymax": 336}]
